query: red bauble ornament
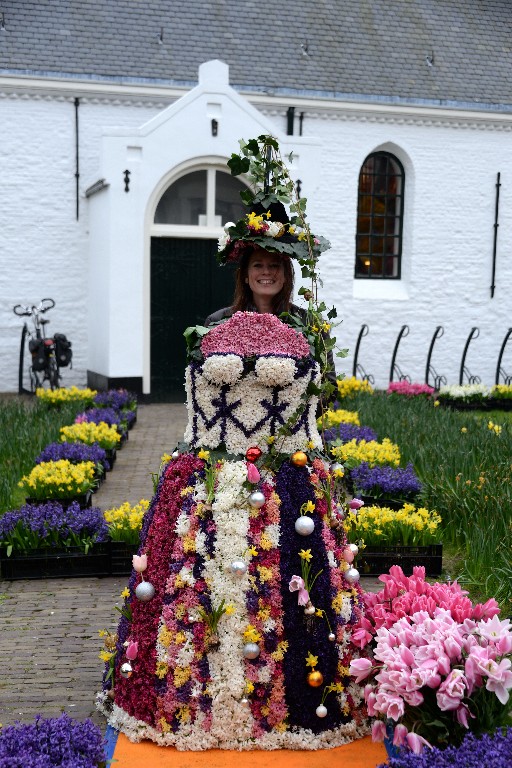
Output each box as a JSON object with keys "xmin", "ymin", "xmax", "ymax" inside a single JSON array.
[{"xmin": 246, "ymin": 446, "xmax": 262, "ymax": 463}]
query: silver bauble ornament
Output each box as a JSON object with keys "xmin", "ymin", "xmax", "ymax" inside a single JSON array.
[
  {"xmin": 345, "ymin": 567, "xmax": 360, "ymax": 584},
  {"xmin": 349, "ymin": 543, "xmax": 359, "ymax": 556},
  {"xmin": 304, "ymin": 604, "xmax": 316, "ymax": 616},
  {"xmin": 240, "ymin": 697, "xmax": 250, "ymax": 707},
  {"xmin": 243, "ymin": 642, "xmax": 260, "ymax": 659},
  {"xmin": 248, "ymin": 490, "xmax": 265, "ymax": 509},
  {"xmin": 120, "ymin": 662, "xmax": 133, "ymax": 679},
  {"xmin": 294, "ymin": 516, "xmax": 315, "ymax": 536},
  {"xmin": 135, "ymin": 581, "xmax": 155, "ymax": 601},
  {"xmin": 229, "ymin": 560, "xmax": 248, "ymax": 576},
  {"xmin": 316, "ymin": 705, "xmax": 328, "ymax": 718},
  {"xmin": 328, "ymin": 632, "xmax": 336, "ymax": 642},
  {"xmin": 331, "ymin": 462, "xmax": 344, "ymax": 473}
]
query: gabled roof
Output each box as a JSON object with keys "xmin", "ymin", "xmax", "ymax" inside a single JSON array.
[{"xmin": 1, "ymin": 0, "xmax": 511, "ymax": 110}]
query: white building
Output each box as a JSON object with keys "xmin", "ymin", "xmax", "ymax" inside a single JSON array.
[{"xmin": 1, "ymin": 1, "xmax": 511, "ymax": 397}]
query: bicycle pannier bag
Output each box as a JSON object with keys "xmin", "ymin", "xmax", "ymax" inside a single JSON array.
[
  {"xmin": 29, "ymin": 338, "xmax": 47, "ymax": 371},
  {"xmin": 53, "ymin": 333, "xmax": 73, "ymax": 367}
]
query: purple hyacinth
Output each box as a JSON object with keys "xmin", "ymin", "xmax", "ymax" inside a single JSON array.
[
  {"xmin": 35, "ymin": 441, "xmax": 108, "ymax": 468},
  {"xmin": 0, "ymin": 502, "xmax": 109, "ymax": 550},
  {"xmin": 323, "ymin": 423, "xmax": 378, "ymax": 444},
  {"xmin": 93, "ymin": 389, "xmax": 137, "ymax": 410},
  {"xmin": 378, "ymin": 727, "xmax": 512, "ymax": 768},
  {"xmin": 349, "ymin": 461, "xmax": 422, "ymax": 497},
  {"xmin": 78, "ymin": 407, "xmax": 122, "ymax": 428},
  {"xmin": 0, "ymin": 713, "xmax": 106, "ymax": 767}
]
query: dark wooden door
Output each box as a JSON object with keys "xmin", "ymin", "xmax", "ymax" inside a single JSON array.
[{"xmin": 150, "ymin": 237, "xmax": 235, "ymax": 401}]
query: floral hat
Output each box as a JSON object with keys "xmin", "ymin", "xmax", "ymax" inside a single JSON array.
[
  {"xmin": 216, "ymin": 135, "xmax": 330, "ymax": 266},
  {"xmin": 217, "ymin": 200, "xmax": 329, "ymax": 265}
]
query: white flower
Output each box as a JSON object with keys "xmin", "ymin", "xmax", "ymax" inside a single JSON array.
[
  {"xmin": 265, "ymin": 220, "xmax": 284, "ymax": 237},
  {"xmin": 202, "ymin": 354, "xmax": 243, "ymax": 385},
  {"xmin": 255, "ymin": 356, "xmax": 297, "ymax": 387}
]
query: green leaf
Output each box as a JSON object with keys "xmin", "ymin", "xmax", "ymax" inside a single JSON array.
[
  {"xmin": 7, "ymin": 544, "xmax": 12, "ymax": 557},
  {"xmin": 327, "ymin": 307, "xmax": 337, "ymax": 319}
]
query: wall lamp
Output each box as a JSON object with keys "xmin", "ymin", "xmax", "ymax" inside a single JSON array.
[{"xmin": 0, "ymin": 13, "xmax": 6, "ymax": 32}]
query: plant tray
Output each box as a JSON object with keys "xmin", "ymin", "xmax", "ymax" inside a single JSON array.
[
  {"xmin": 358, "ymin": 544, "xmax": 442, "ymax": 577},
  {"xmin": 0, "ymin": 541, "xmax": 135, "ymax": 580},
  {"xmin": 25, "ymin": 491, "xmax": 93, "ymax": 509}
]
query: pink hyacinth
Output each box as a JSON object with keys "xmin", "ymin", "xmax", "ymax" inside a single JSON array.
[{"xmin": 201, "ymin": 311, "xmax": 310, "ymax": 359}]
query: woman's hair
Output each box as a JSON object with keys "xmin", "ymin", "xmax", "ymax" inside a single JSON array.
[{"xmin": 231, "ymin": 246, "xmax": 294, "ymax": 315}]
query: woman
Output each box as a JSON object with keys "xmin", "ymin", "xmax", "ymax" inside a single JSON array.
[{"xmin": 97, "ymin": 150, "xmax": 366, "ymax": 751}]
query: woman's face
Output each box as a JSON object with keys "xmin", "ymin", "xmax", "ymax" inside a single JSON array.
[{"xmin": 246, "ymin": 248, "xmax": 285, "ymax": 303}]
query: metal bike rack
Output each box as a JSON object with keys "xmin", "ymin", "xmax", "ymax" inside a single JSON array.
[
  {"xmin": 425, "ymin": 326, "xmax": 447, "ymax": 390},
  {"xmin": 352, "ymin": 324, "xmax": 375, "ymax": 383},
  {"xmin": 389, "ymin": 325, "xmax": 411, "ymax": 383},
  {"xmin": 459, "ymin": 327, "xmax": 481, "ymax": 385},
  {"xmin": 495, "ymin": 327, "xmax": 512, "ymax": 385}
]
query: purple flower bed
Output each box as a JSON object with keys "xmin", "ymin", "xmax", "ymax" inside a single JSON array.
[
  {"xmin": 93, "ymin": 388, "xmax": 137, "ymax": 410},
  {"xmin": 0, "ymin": 502, "xmax": 109, "ymax": 552},
  {"xmin": 0, "ymin": 713, "xmax": 106, "ymax": 767},
  {"xmin": 323, "ymin": 423, "xmax": 378, "ymax": 444},
  {"xmin": 78, "ymin": 407, "xmax": 122, "ymax": 429},
  {"xmin": 35, "ymin": 442, "xmax": 109, "ymax": 470},
  {"xmin": 379, "ymin": 727, "xmax": 512, "ymax": 768},
  {"xmin": 349, "ymin": 461, "xmax": 422, "ymax": 497}
]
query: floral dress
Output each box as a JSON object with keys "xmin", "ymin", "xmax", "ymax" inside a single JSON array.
[{"xmin": 98, "ymin": 312, "xmax": 367, "ymax": 750}]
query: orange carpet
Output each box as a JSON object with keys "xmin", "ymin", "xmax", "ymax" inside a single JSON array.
[{"xmin": 113, "ymin": 732, "xmax": 388, "ymax": 768}]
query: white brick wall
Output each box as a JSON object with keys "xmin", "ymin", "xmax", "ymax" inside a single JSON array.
[{"xmin": 1, "ymin": 66, "xmax": 511, "ymax": 393}]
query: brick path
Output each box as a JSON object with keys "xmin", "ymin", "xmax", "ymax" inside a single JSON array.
[
  {"xmin": 0, "ymin": 402, "xmax": 379, "ymax": 729},
  {"xmin": 0, "ymin": 404, "xmax": 187, "ymax": 728}
]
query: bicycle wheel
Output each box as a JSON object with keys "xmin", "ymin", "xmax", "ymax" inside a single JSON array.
[{"xmin": 47, "ymin": 356, "xmax": 60, "ymax": 390}]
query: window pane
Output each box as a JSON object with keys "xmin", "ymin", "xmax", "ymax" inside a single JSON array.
[
  {"xmin": 215, "ymin": 171, "xmax": 247, "ymax": 224},
  {"xmin": 355, "ymin": 152, "xmax": 404, "ymax": 279},
  {"xmin": 154, "ymin": 171, "xmax": 207, "ymax": 225}
]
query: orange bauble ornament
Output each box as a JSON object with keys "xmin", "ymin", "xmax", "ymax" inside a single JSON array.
[
  {"xmin": 307, "ymin": 670, "xmax": 324, "ymax": 687},
  {"xmin": 291, "ymin": 451, "xmax": 308, "ymax": 467}
]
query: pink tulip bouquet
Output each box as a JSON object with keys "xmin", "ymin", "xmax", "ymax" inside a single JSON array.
[{"xmin": 349, "ymin": 566, "xmax": 512, "ymax": 754}]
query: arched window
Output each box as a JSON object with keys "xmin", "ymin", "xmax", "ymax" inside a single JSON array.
[
  {"xmin": 154, "ymin": 169, "xmax": 247, "ymax": 227},
  {"xmin": 355, "ymin": 152, "xmax": 405, "ymax": 279}
]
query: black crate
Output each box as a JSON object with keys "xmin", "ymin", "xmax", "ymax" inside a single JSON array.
[
  {"xmin": 0, "ymin": 544, "xmax": 111, "ymax": 580},
  {"xmin": 357, "ymin": 544, "xmax": 443, "ymax": 577}
]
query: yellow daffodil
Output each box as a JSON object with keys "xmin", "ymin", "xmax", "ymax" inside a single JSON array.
[
  {"xmin": 299, "ymin": 549, "xmax": 313, "ymax": 561},
  {"xmin": 336, "ymin": 376, "xmax": 374, "ymax": 399},
  {"xmin": 197, "ymin": 448, "xmax": 210, "ymax": 460},
  {"xmin": 305, "ymin": 651, "xmax": 318, "ymax": 668}
]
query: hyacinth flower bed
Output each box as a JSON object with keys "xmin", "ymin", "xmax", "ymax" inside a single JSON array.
[
  {"xmin": 437, "ymin": 383, "xmax": 512, "ymax": 410},
  {"xmin": 0, "ymin": 500, "xmax": 143, "ymax": 579},
  {"xmin": 93, "ymin": 388, "xmax": 138, "ymax": 428},
  {"xmin": 0, "ymin": 713, "xmax": 106, "ymax": 767},
  {"xmin": 35, "ymin": 441, "xmax": 111, "ymax": 473},
  {"xmin": 76, "ymin": 407, "xmax": 128, "ymax": 440},
  {"xmin": 348, "ymin": 462, "xmax": 422, "ymax": 507},
  {"xmin": 378, "ymin": 727, "xmax": 512, "ymax": 768}
]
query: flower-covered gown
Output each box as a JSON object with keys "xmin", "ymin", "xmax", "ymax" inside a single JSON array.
[{"xmin": 98, "ymin": 312, "xmax": 367, "ymax": 750}]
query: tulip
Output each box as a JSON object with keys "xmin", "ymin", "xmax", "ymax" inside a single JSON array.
[
  {"xmin": 246, "ymin": 462, "xmax": 261, "ymax": 484},
  {"xmin": 371, "ymin": 720, "xmax": 387, "ymax": 742},
  {"xmin": 406, "ymin": 732, "xmax": 432, "ymax": 754},
  {"xmin": 125, "ymin": 641, "xmax": 138, "ymax": 660},
  {"xmin": 132, "ymin": 554, "xmax": 148, "ymax": 573}
]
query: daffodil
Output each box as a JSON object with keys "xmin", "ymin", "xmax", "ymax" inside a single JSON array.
[
  {"xmin": 299, "ymin": 549, "xmax": 313, "ymax": 561},
  {"xmin": 305, "ymin": 651, "xmax": 318, "ymax": 668}
]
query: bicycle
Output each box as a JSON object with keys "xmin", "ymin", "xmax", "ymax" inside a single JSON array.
[{"xmin": 13, "ymin": 298, "xmax": 72, "ymax": 393}]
